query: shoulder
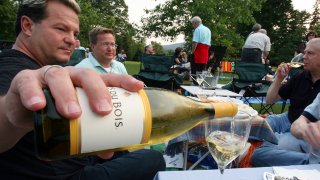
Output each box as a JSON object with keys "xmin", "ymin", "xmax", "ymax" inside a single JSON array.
[
  {"xmin": 112, "ymin": 60, "xmax": 125, "ymax": 68},
  {"xmin": 75, "ymin": 58, "xmax": 91, "ymax": 68},
  {"xmin": 0, "ymin": 49, "xmax": 40, "ymax": 95},
  {"xmin": 112, "ymin": 60, "xmax": 127, "ymax": 74},
  {"xmin": 0, "ymin": 49, "xmax": 39, "ymax": 69}
]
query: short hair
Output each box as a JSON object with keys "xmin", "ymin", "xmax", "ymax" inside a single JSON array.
[
  {"xmin": 259, "ymin": 29, "xmax": 267, "ymax": 34},
  {"xmin": 306, "ymin": 31, "xmax": 318, "ymax": 40},
  {"xmin": 144, "ymin": 45, "xmax": 152, "ymax": 52},
  {"xmin": 15, "ymin": 0, "xmax": 81, "ymax": 37},
  {"xmin": 252, "ymin": 23, "xmax": 262, "ymax": 32},
  {"xmin": 190, "ymin": 16, "xmax": 202, "ymax": 24},
  {"xmin": 89, "ymin": 27, "xmax": 115, "ymax": 44}
]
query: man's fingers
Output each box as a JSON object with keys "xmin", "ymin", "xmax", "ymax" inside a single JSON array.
[
  {"xmin": 41, "ymin": 66, "xmax": 82, "ymax": 119},
  {"xmin": 100, "ymin": 74, "xmax": 144, "ymax": 92},
  {"xmin": 67, "ymin": 67, "xmax": 113, "ymax": 116},
  {"xmin": 11, "ymin": 69, "xmax": 46, "ymax": 111}
]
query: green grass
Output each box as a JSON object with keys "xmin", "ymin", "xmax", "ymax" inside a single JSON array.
[{"xmin": 124, "ymin": 61, "xmax": 141, "ymax": 75}]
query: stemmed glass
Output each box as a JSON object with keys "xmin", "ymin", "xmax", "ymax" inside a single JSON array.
[
  {"xmin": 205, "ymin": 111, "xmax": 252, "ymax": 178},
  {"xmin": 196, "ymin": 71, "xmax": 205, "ymax": 87},
  {"xmin": 194, "ymin": 71, "xmax": 207, "ymax": 101}
]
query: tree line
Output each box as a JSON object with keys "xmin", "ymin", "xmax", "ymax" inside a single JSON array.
[{"xmin": 1, "ymin": 0, "xmax": 320, "ymax": 64}]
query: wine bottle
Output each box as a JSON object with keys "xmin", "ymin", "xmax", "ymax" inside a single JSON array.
[{"xmin": 34, "ymin": 87, "xmax": 238, "ymax": 160}]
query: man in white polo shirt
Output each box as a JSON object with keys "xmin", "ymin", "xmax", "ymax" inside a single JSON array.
[{"xmin": 241, "ymin": 29, "xmax": 271, "ymax": 64}]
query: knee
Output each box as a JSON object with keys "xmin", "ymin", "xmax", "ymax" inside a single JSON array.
[{"xmin": 251, "ymin": 147, "xmax": 271, "ymax": 167}]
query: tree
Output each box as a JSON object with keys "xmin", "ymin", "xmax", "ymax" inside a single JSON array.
[
  {"xmin": 78, "ymin": 0, "xmax": 143, "ymax": 60},
  {"xmin": 0, "ymin": 0, "xmax": 18, "ymax": 40},
  {"xmin": 309, "ymin": 0, "xmax": 320, "ymax": 31},
  {"xmin": 141, "ymin": 0, "xmax": 266, "ymax": 57},
  {"xmin": 253, "ymin": 0, "xmax": 310, "ymax": 64},
  {"xmin": 151, "ymin": 41, "xmax": 164, "ymax": 54}
]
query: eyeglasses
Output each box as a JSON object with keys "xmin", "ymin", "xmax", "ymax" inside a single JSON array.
[{"xmin": 99, "ymin": 42, "xmax": 117, "ymax": 48}]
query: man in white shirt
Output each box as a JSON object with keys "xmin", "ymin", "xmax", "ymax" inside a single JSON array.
[{"xmin": 241, "ymin": 29, "xmax": 271, "ymax": 64}]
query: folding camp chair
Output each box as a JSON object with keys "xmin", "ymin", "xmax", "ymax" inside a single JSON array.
[
  {"xmin": 230, "ymin": 62, "xmax": 273, "ymax": 114},
  {"xmin": 134, "ymin": 54, "xmax": 179, "ymax": 90}
]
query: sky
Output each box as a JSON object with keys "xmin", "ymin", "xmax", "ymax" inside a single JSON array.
[{"xmin": 124, "ymin": 0, "xmax": 316, "ymax": 45}]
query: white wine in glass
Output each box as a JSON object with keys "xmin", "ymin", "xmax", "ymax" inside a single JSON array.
[{"xmin": 205, "ymin": 111, "xmax": 252, "ymax": 178}]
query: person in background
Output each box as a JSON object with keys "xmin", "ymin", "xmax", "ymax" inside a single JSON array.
[
  {"xmin": 296, "ymin": 31, "xmax": 318, "ymax": 55},
  {"xmin": 0, "ymin": 1, "xmax": 165, "ymax": 179},
  {"xmin": 241, "ymin": 29, "xmax": 271, "ymax": 64},
  {"xmin": 117, "ymin": 49, "xmax": 127, "ymax": 63},
  {"xmin": 251, "ymin": 38, "xmax": 320, "ymax": 167},
  {"xmin": 145, "ymin": 44, "xmax": 155, "ymax": 54},
  {"xmin": 248, "ymin": 23, "xmax": 262, "ymax": 36},
  {"xmin": 173, "ymin": 47, "xmax": 188, "ymax": 65},
  {"xmin": 64, "ymin": 39, "xmax": 86, "ymax": 66},
  {"xmin": 292, "ymin": 31, "xmax": 318, "ymax": 63},
  {"xmin": 76, "ymin": 27, "xmax": 127, "ymax": 74},
  {"xmin": 190, "ymin": 16, "xmax": 211, "ymax": 73},
  {"xmin": 85, "ymin": 47, "xmax": 90, "ymax": 57},
  {"xmin": 172, "ymin": 47, "xmax": 190, "ymax": 80}
]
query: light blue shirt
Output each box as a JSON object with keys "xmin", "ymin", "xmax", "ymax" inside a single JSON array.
[
  {"xmin": 192, "ymin": 24, "xmax": 211, "ymax": 46},
  {"xmin": 76, "ymin": 53, "xmax": 127, "ymax": 74},
  {"xmin": 304, "ymin": 93, "xmax": 320, "ymax": 120}
]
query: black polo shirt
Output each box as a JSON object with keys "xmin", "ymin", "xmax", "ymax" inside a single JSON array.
[{"xmin": 279, "ymin": 71, "xmax": 320, "ymax": 123}]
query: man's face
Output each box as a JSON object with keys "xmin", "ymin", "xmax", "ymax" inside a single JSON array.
[
  {"xmin": 192, "ymin": 22, "xmax": 198, "ymax": 29},
  {"xmin": 146, "ymin": 46, "xmax": 154, "ymax": 54},
  {"xmin": 28, "ymin": 1, "xmax": 79, "ymax": 65},
  {"xmin": 303, "ymin": 40, "xmax": 320, "ymax": 73},
  {"xmin": 91, "ymin": 33, "xmax": 116, "ymax": 64}
]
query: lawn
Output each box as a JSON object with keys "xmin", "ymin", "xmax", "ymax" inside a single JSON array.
[{"xmin": 124, "ymin": 61, "xmax": 141, "ymax": 75}]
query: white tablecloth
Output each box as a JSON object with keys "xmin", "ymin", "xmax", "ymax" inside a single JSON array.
[{"xmin": 181, "ymin": 85, "xmax": 242, "ymax": 97}]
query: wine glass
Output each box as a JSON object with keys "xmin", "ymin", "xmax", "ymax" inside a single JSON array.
[
  {"xmin": 205, "ymin": 111, "xmax": 252, "ymax": 178},
  {"xmin": 196, "ymin": 71, "xmax": 205, "ymax": 87}
]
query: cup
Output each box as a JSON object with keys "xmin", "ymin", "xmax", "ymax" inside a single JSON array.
[{"xmin": 196, "ymin": 71, "xmax": 205, "ymax": 87}]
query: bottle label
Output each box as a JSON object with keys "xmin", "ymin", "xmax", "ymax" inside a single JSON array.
[{"xmin": 71, "ymin": 87, "xmax": 150, "ymax": 154}]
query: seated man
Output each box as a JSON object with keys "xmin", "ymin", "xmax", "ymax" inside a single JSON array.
[
  {"xmin": 76, "ymin": 27, "xmax": 127, "ymax": 74},
  {"xmin": 291, "ymin": 92, "xmax": 320, "ymax": 164},
  {"xmin": 251, "ymin": 38, "xmax": 320, "ymax": 166}
]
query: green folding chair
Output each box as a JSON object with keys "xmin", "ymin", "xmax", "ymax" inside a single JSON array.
[
  {"xmin": 231, "ymin": 62, "xmax": 273, "ymax": 114},
  {"xmin": 134, "ymin": 54, "xmax": 179, "ymax": 90}
]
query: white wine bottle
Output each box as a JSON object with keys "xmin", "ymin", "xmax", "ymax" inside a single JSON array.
[{"xmin": 34, "ymin": 87, "xmax": 238, "ymax": 160}]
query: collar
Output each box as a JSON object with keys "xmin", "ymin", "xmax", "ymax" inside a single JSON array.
[{"xmin": 88, "ymin": 52, "xmax": 115, "ymax": 69}]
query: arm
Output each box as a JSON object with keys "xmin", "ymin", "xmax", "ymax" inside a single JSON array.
[
  {"xmin": 262, "ymin": 51, "xmax": 269, "ymax": 61},
  {"xmin": 0, "ymin": 66, "xmax": 143, "ymax": 153},
  {"xmin": 192, "ymin": 42, "xmax": 198, "ymax": 54},
  {"xmin": 266, "ymin": 63, "xmax": 290, "ymax": 104},
  {"xmin": 174, "ymin": 57, "xmax": 181, "ymax": 64},
  {"xmin": 291, "ymin": 115, "xmax": 320, "ymax": 148}
]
